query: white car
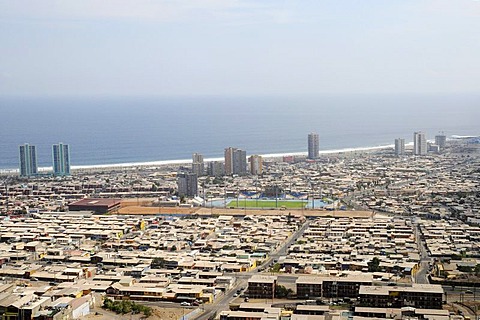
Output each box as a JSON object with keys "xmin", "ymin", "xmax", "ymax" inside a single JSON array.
[{"xmin": 180, "ymin": 302, "xmax": 190, "ymax": 306}]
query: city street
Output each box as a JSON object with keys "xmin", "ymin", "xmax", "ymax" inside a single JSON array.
[
  {"xmin": 414, "ymin": 222, "xmax": 431, "ymax": 284},
  {"xmin": 193, "ymin": 220, "xmax": 310, "ymax": 320}
]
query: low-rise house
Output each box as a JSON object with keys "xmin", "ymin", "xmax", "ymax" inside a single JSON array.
[
  {"xmin": 247, "ymin": 275, "xmax": 277, "ymax": 299},
  {"xmin": 358, "ymin": 284, "xmax": 444, "ymax": 309}
]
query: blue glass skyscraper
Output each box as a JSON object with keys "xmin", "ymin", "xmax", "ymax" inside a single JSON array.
[
  {"xmin": 19, "ymin": 143, "xmax": 38, "ymax": 177},
  {"xmin": 52, "ymin": 143, "xmax": 70, "ymax": 176}
]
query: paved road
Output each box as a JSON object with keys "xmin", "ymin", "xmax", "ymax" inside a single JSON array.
[
  {"xmin": 444, "ymin": 285, "xmax": 480, "ymax": 303},
  {"xmin": 193, "ymin": 219, "xmax": 311, "ymax": 320},
  {"xmin": 194, "ymin": 278, "xmax": 248, "ymax": 320},
  {"xmin": 412, "ymin": 222, "xmax": 429, "ymax": 283},
  {"xmin": 342, "ymin": 190, "xmax": 371, "ymax": 212},
  {"xmin": 449, "ymin": 302, "xmax": 477, "ymax": 319},
  {"xmin": 413, "ymin": 223, "xmax": 431, "ymax": 284},
  {"xmin": 262, "ymin": 219, "xmax": 311, "ymax": 267},
  {"xmin": 415, "ymin": 260, "xmax": 430, "ymax": 284}
]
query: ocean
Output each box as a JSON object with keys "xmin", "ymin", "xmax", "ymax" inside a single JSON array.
[{"xmin": 0, "ymin": 94, "xmax": 479, "ymax": 171}]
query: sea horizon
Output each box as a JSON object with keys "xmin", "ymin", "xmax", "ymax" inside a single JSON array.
[{"xmin": 1, "ymin": 93, "xmax": 479, "ymax": 171}]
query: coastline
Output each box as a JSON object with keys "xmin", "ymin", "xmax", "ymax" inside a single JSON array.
[{"xmin": 0, "ymin": 142, "xmax": 411, "ymax": 174}]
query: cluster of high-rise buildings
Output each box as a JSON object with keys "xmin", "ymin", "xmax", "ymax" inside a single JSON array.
[
  {"xmin": 177, "ymin": 132, "xmax": 322, "ymax": 197},
  {"xmin": 178, "ymin": 133, "xmax": 320, "ymax": 197},
  {"xmin": 177, "ymin": 148, "xmax": 264, "ymax": 197},
  {"xmin": 394, "ymin": 132, "xmax": 447, "ymax": 156},
  {"xmin": 18, "ymin": 143, "xmax": 70, "ymax": 177}
]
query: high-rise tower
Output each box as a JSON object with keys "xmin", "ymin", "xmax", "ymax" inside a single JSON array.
[
  {"xmin": 224, "ymin": 147, "xmax": 247, "ymax": 175},
  {"xmin": 192, "ymin": 153, "xmax": 204, "ymax": 176},
  {"xmin": 307, "ymin": 133, "xmax": 319, "ymax": 159},
  {"xmin": 394, "ymin": 138, "xmax": 405, "ymax": 156},
  {"xmin": 249, "ymin": 155, "xmax": 263, "ymax": 175},
  {"xmin": 52, "ymin": 143, "xmax": 70, "ymax": 176},
  {"xmin": 414, "ymin": 132, "xmax": 427, "ymax": 156},
  {"xmin": 177, "ymin": 172, "xmax": 198, "ymax": 197},
  {"xmin": 19, "ymin": 143, "xmax": 38, "ymax": 177},
  {"xmin": 435, "ymin": 134, "xmax": 447, "ymax": 150},
  {"xmin": 207, "ymin": 161, "xmax": 225, "ymax": 177}
]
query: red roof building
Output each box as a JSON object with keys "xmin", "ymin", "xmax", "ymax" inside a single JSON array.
[{"xmin": 68, "ymin": 198, "xmax": 121, "ymax": 214}]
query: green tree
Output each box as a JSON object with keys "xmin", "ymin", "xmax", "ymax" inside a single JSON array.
[
  {"xmin": 474, "ymin": 264, "xmax": 480, "ymax": 275},
  {"xmin": 103, "ymin": 299, "xmax": 152, "ymax": 317},
  {"xmin": 143, "ymin": 307, "xmax": 153, "ymax": 317},
  {"xmin": 275, "ymin": 285, "xmax": 294, "ymax": 298},
  {"xmin": 121, "ymin": 301, "xmax": 132, "ymax": 314},
  {"xmin": 368, "ymin": 257, "xmax": 382, "ymax": 272},
  {"xmin": 111, "ymin": 302, "xmax": 122, "ymax": 313},
  {"xmin": 270, "ymin": 263, "xmax": 281, "ymax": 273},
  {"xmin": 151, "ymin": 257, "xmax": 166, "ymax": 268},
  {"xmin": 103, "ymin": 298, "xmax": 113, "ymax": 309}
]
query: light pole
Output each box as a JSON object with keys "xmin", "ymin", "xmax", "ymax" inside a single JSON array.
[
  {"xmin": 208, "ymin": 195, "xmax": 213, "ymax": 215},
  {"xmin": 275, "ymin": 185, "xmax": 278, "ymax": 208},
  {"xmin": 244, "ymin": 195, "xmax": 247, "ymax": 215},
  {"xmin": 311, "ymin": 182, "xmax": 315, "ymax": 210},
  {"xmin": 223, "ymin": 179, "xmax": 227, "ymax": 209},
  {"xmin": 202, "ymin": 182, "xmax": 206, "ymax": 208},
  {"xmin": 236, "ymin": 188, "xmax": 239, "ymax": 208},
  {"xmin": 3, "ymin": 177, "xmax": 12, "ymax": 214},
  {"xmin": 255, "ymin": 180, "xmax": 259, "ymax": 208}
]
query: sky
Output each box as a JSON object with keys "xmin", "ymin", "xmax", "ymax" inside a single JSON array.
[{"xmin": 0, "ymin": 0, "xmax": 479, "ymax": 96}]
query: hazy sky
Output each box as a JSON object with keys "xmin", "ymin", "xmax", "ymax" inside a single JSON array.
[{"xmin": 1, "ymin": 0, "xmax": 479, "ymax": 96}]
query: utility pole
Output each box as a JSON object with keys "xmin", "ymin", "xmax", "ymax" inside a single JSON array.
[
  {"xmin": 4, "ymin": 177, "xmax": 11, "ymax": 213},
  {"xmin": 275, "ymin": 185, "xmax": 278, "ymax": 208}
]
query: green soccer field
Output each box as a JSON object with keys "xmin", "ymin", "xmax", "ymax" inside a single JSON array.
[{"xmin": 227, "ymin": 199, "xmax": 307, "ymax": 209}]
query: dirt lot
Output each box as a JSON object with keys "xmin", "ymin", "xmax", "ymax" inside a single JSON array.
[
  {"xmin": 120, "ymin": 198, "xmax": 158, "ymax": 207},
  {"xmin": 118, "ymin": 205, "xmax": 198, "ymax": 215},
  {"xmin": 85, "ymin": 306, "xmax": 193, "ymax": 320},
  {"xmin": 118, "ymin": 201, "xmax": 373, "ymax": 218}
]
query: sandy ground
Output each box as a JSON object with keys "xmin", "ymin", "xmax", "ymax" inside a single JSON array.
[
  {"xmin": 118, "ymin": 199, "xmax": 373, "ymax": 218},
  {"xmin": 118, "ymin": 205, "xmax": 198, "ymax": 215},
  {"xmin": 85, "ymin": 306, "xmax": 193, "ymax": 320},
  {"xmin": 120, "ymin": 198, "xmax": 158, "ymax": 207},
  {"xmin": 150, "ymin": 306, "xmax": 193, "ymax": 320}
]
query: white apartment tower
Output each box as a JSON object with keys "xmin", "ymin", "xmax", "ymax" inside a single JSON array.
[
  {"xmin": 308, "ymin": 133, "xmax": 319, "ymax": 159},
  {"xmin": 207, "ymin": 161, "xmax": 225, "ymax": 177},
  {"xmin": 192, "ymin": 153, "xmax": 204, "ymax": 176},
  {"xmin": 224, "ymin": 147, "xmax": 247, "ymax": 175},
  {"xmin": 414, "ymin": 132, "xmax": 427, "ymax": 155},
  {"xmin": 394, "ymin": 138, "xmax": 405, "ymax": 156}
]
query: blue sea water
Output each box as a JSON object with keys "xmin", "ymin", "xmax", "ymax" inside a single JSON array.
[{"xmin": 0, "ymin": 94, "xmax": 479, "ymax": 170}]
